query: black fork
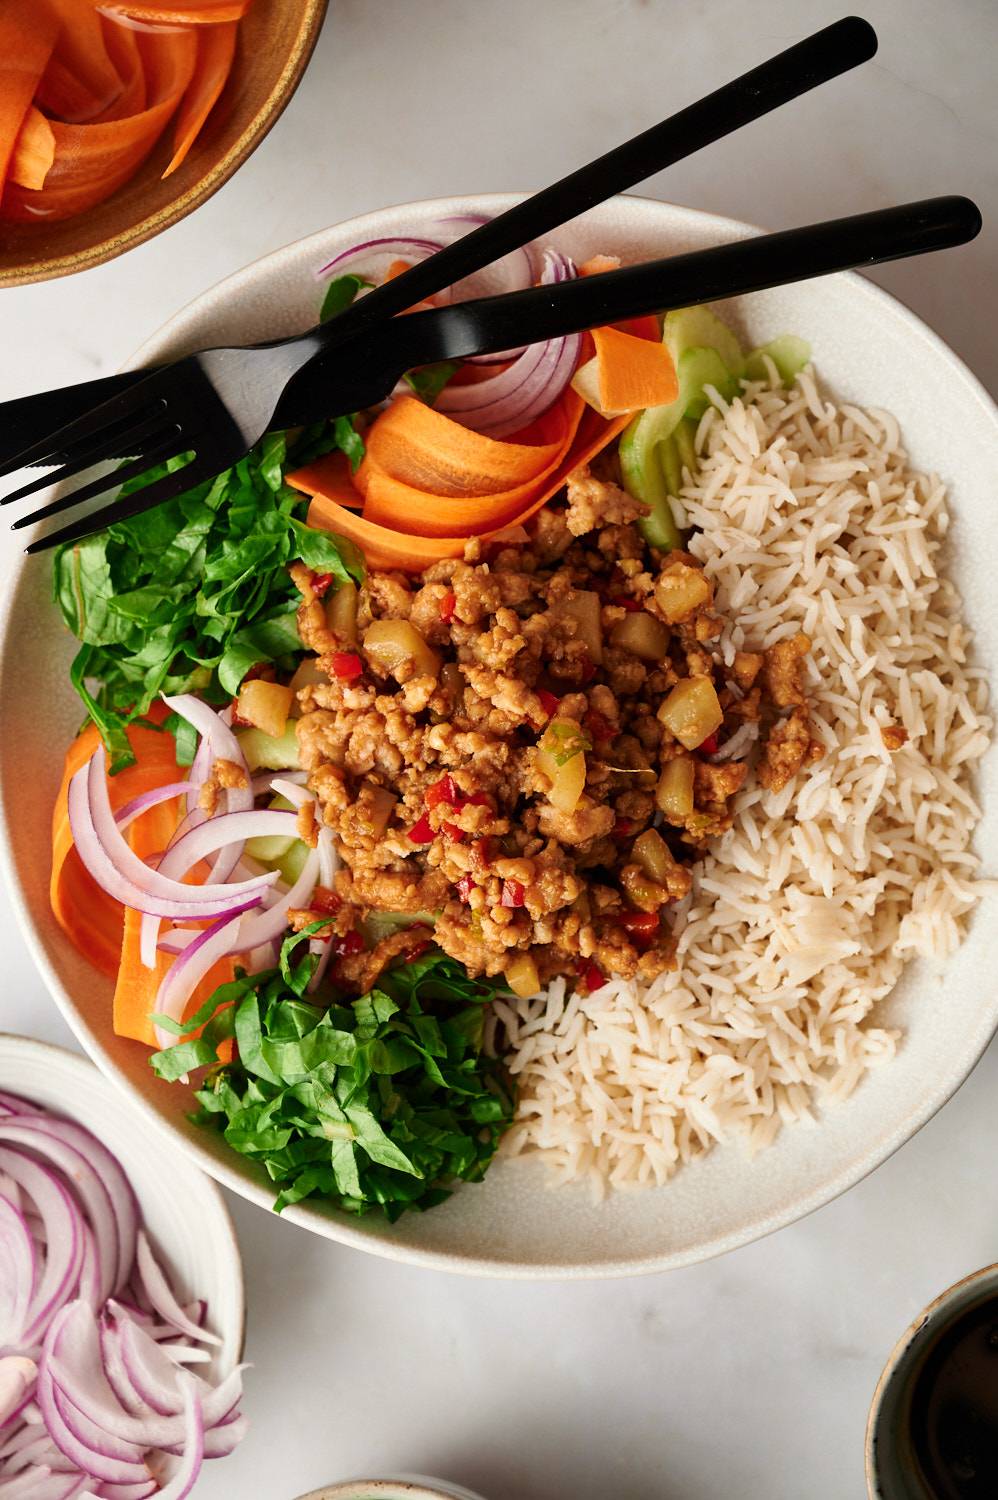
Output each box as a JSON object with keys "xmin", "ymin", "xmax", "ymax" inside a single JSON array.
[
  {"xmin": 11, "ymin": 194, "xmax": 981, "ymax": 554},
  {"xmin": 0, "ymin": 17, "xmax": 878, "ymax": 500}
]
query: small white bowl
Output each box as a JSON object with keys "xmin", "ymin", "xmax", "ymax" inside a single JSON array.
[
  {"xmin": 2, "ymin": 194, "xmax": 997, "ymax": 1278},
  {"xmin": 295, "ymin": 1480, "xmax": 487, "ymax": 1500},
  {"xmin": 0, "ymin": 1032, "xmax": 244, "ymax": 1378}
]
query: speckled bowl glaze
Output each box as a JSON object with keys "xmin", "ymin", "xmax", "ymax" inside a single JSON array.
[
  {"xmin": 295, "ymin": 1479, "xmax": 487, "ymax": 1500},
  {"xmin": 1, "ymin": 195, "xmax": 996, "ymax": 1278},
  {"xmin": 0, "ymin": 0, "xmax": 328, "ymax": 288},
  {"xmin": 866, "ymin": 1262, "xmax": 998, "ymax": 1498},
  {"xmin": 0, "ymin": 1033, "xmax": 244, "ymax": 1379}
]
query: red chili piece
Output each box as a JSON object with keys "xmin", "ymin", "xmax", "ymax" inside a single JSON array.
[
  {"xmin": 331, "ymin": 652, "xmax": 363, "ymax": 681},
  {"xmin": 311, "ymin": 887, "xmax": 342, "ymax": 915},
  {"xmin": 426, "ymin": 774, "xmax": 459, "ymax": 808},
  {"xmin": 407, "ymin": 813, "xmax": 435, "ymax": 844},
  {"xmin": 335, "ymin": 930, "xmax": 365, "ymax": 957},
  {"xmin": 455, "ymin": 875, "xmax": 475, "ymax": 903},
  {"xmin": 442, "ymin": 821, "xmax": 466, "ymax": 843},
  {"xmin": 608, "ymin": 594, "xmax": 642, "ymax": 612},
  {"xmin": 439, "ymin": 590, "xmax": 458, "ymax": 623},
  {"xmin": 537, "ymin": 689, "xmax": 561, "ymax": 720},
  {"xmin": 311, "ymin": 573, "xmax": 334, "ymax": 599},
  {"xmin": 579, "ymin": 656, "xmax": 598, "ymax": 685},
  {"xmin": 501, "ymin": 879, "xmax": 525, "ymax": 908},
  {"xmin": 585, "ymin": 708, "xmax": 615, "ymax": 743},
  {"xmin": 471, "ymin": 837, "xmax": 494, "ymax": 872},
  {"xmin": 461, "ymin": 792, "xmax": 492, "ymax": 809},
  {"xmin": 698, "ymin": 731, "xmax": 719, "ymax": 754},
  {"xmin": 618, "ymin": 911, "xmax": 660, "ymax": 948},
  {"xmin": 612, "ymin": 817, "xmax": 633, "ymax": 839},
  {"xmin": 577, "ymin": 960, "xmax": 606, "ymax": 995}
]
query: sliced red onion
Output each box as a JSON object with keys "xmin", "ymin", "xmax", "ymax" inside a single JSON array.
[
  {"xmin": 68, "ymin": 754, "xmax": 278, "ymax": 923},
  {"xmin": 0, "ymin": 1125, "xmax": 118, "ymax": 1309},
  {"xmin": 113, "ymin": 787, "xmax": 191, "ymax": 836},
  {"xmin": 152, "ymin": 1351, "xmax": 209, "ymax": 1369},
  {"xmin": 436, "ymin": 250, "xmax": 581, "ymax": 436},
  {"xmin": 0, "ymin": 1098, "xmax": 246, "ymax": 1492},
  {"xmin": 151, "ymin": 911, "xmax": 253, "ymax": 1051},
  {"xmin": 160, "ymin": 696, "xmax": 252, "ymax": 887},
  {"xmin": 133, "ymin": 1241, "xmax": 219, "ymax": 1352},
  {"xmin": 268, "ymin": 778, "xmax": 310, "ymax": 810},
  {"xmin": 139, "ymin": 809, "xmax": 299, "ymax": 969},
  {"xmin": 250, "ymin": 769, "xmax": 307, "ymax": 797},
  {"xmin": 0, "ymin": 1154, "xmax": 82, "ymax": 1350},
  {"xmin": 142, "ymin": 1376, "xmax": 201, "ymax": 1500},
  {"xmin": 0, "ymin": 1200, "xmax": 36, "ymax": 1351},
  {"xmin": 316, "ymin": 236, "xmax": 445, "ymax": 281},
  {"xmin": 5, "ymin": 1120, "xmax": 139, "ymax": 1304},
  {"xmin": 232, "ymin": 847, "xmax": 320, "ymax": 958},
  {"xmin": 0, "ymin": 1359, "xmax": 37, "ymax": 1434},
  {"xmin": 317, "ymin": 828, "xmax": 337, "ymax": 890}
]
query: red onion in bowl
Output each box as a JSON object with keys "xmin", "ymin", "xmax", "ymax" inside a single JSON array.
[{"xmin": 0, "ymin": 1094, "xmax": 246, "ymax": 1496}]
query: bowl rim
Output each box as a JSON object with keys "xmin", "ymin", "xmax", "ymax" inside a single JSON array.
[
  {"xmin": 864, "ymin": 1259, "xmax": 998, "ymax": 1498},
  {"xmin": 0, "ymin": 1029, "xmax": 246, "ymax": 1360},
  {"xmin": 3, "ymin": 191, "xmax": 997, "ymax": 1279},
  {"xmin": 0, "ymin": 0, "xmax": 329, "ymax": 290}
]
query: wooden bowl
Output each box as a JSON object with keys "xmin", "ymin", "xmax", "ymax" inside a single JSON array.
[{"xmin": 0, "ymin": 0, "xmax": 328, "ymax": 289}]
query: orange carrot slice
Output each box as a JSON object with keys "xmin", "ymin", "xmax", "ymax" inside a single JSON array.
[
  {"xmin": 113, "ymin": 905, "xmax": 237, "ymax": 1049},
  {"xmin": 94, "ymin": 14, "xmax": 148, "ymax": 124},
  {"xmin": 102, "ymin": 3, "xmax": 250, "ymax": 22},
  {"xmin": 589, "ymin": 325, "xmax": 678, "ymax": 413},
  {"xmin": 0, "ymin": 1, "xmax": 58, "ymax": 195},
  {"xmin": 297, "ymin": 474, "xmax": 471, "ymax": 571},
  {"xmin": 362, "ymin": 394, "xmax": 575, "ymax": 498},
  {"xmin": 50, "ymin": 705, "xmax": 182, "ymax": 979},
  {"xmin": 163, "ymin": 18, "xmax": 236, "ymax": 177},
  {"xmin": 9, "ymin": 107, "xmax": 56, "ymax": 191},
  {"xmin": 3, "ymin": 28, "xmax": 196, "ymax": 223},
  {"xmin": 359, "ymin": 395, "xmax": 582, "ymax": 538},
  {"xmin": 35, "ymin": 0, "xmax": 124, "ymax": 124}
]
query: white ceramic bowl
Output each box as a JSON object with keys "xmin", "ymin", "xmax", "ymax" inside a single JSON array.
[
  {"xmin": 0, "ymin": 1033, "xmax": 244, "ymax": 1372},
  {"xmin": 2, "ymin": 195, "xmax": 996, "ymax": 1279}
]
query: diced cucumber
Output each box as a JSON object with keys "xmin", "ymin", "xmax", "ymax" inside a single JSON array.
[
  {"xmin": 663, "ymin": 306, "xmax": 745, "ymax": 376},
  {"xmin": 362, "ymin": 910, "xmax": 437, "ymax": 945},
  {"xmin": 678, "ymin": 347, "xmax": 739, "ymax": 419},
  {"xmin": 236, "ymin": 722, "xmax": 300, "ymax": 772},
  {"xmin": 245, "ymin": 832, "xmax": 298, "ymax": 864},
  {"xmin": 245, "ymin": 794, "xmax": 301, "ymax": 870},
  {"xmin": 673, "ymin": 416, "xmax": 697, "ymax": 476},
  {"xmin": 658, "ymin": 432, "xmax": 683, "ymax": 501},
  {"xmin": 275, "ymin": 840, "xmax": 310, "ymax": 888},
  {"xmin": 744, "ymin": 335, "xmax": 812, "ymax": 387}
]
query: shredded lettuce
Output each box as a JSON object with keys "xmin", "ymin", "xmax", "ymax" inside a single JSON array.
[
  {"xmin": 150, "ymin": 936, "xmax": 515, "ymax": 1221},
  {"xmin": 53, "ymin": 429, "xmax": 364, "ymax": 772}
]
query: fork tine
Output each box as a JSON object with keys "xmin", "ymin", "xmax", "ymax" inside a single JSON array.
[
  {"xmin": 9, "ymin": 442, "xmax": 190, "ymax": 530},
  {"xmin": 2, "ymin": 413, "xmax": 182, "ymax": 507},
  {"xmin": 23, "ymin": 460, "xmax": 208, "ymax": 554},
  {"xmin": 0, "ymin": 379, "xmax": 168, "ymax": 481}
]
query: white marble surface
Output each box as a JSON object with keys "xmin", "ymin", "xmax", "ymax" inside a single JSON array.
[{"xmin": 1, "ymin": 1, "xmax": 996, "ymax": 1496}]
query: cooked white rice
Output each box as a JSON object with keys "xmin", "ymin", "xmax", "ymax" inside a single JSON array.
[{"xmin": 492, "ymin": 365, "xmax": 991, "ymax": 1201}]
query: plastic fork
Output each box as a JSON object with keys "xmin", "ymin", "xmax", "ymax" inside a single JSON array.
[
  {"xmin": 0, "ymin": 16, "xmax": 878, "ymax": 477},
  {"xmin": 8, "ymin": 194, "xmax": 981, "ymax": 554}
]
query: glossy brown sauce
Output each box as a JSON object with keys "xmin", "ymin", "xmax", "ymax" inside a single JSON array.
[{"xmin": 908, "ymin": 1296, "xmax": 998, "ymax": 1498}]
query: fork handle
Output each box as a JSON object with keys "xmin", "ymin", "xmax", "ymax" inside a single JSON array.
[
  {"xmin": 383, "ymin": 196, "xmax": 982, "ymax": 369},
  {"xmin": 312, "ymin": 16, "xmax": 877, "ymax": 343}
]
